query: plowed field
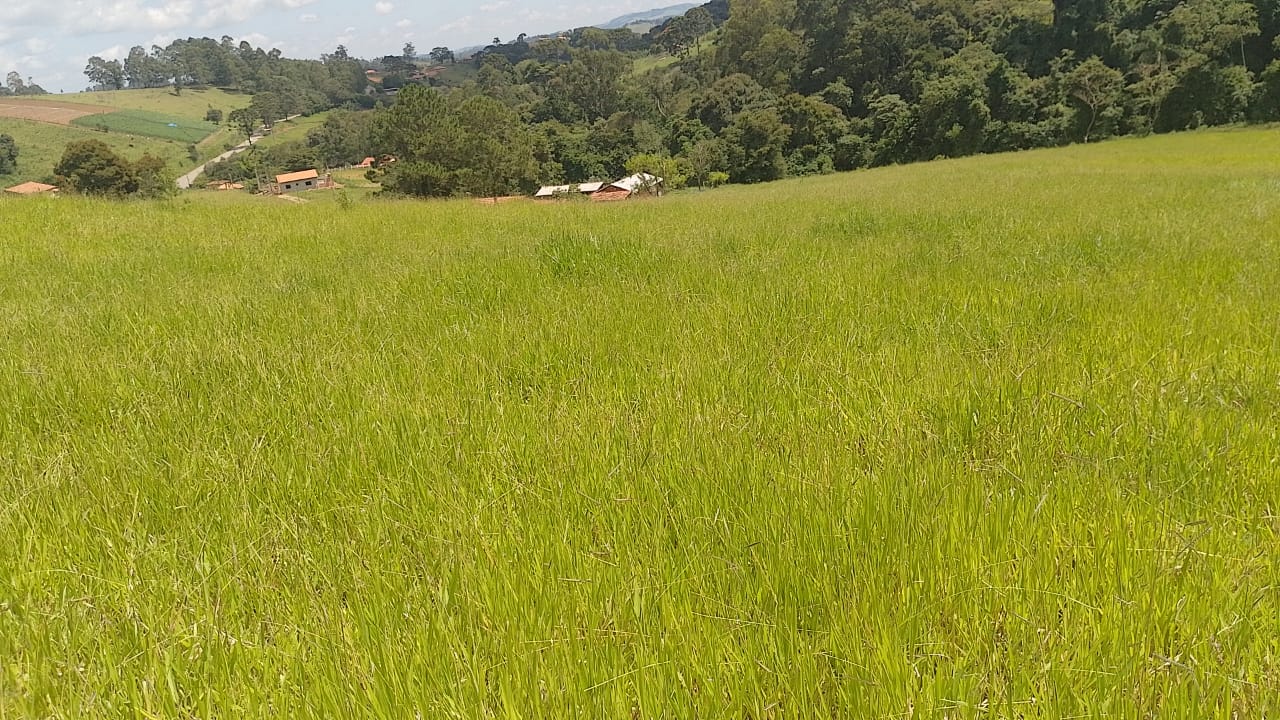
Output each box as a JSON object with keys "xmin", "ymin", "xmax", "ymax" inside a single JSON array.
[{"xmin": 0, "ymin": 100, "xmax": 112, "ymax": 125}]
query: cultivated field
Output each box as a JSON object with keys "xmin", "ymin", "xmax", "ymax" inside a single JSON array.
[
  {"xmin": 71, "ymin": 108, "xmax": 221, "ymax": 142},
  {"xmin": 2, "ymin": 128, "xmax": 1278, "ymax": 718},
  {"xmin": 0, "ymin": 118, "xmax": 195, "ymax": 185},
  {"xmin": 0, "ymin": 99, "xmax": 111, "ymax": 125}
]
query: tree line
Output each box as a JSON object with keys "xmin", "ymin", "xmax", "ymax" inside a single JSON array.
[
  {"xmin": 350, "ymin": 0, "xmax": 1280, "ymax": 198},
  {"xmin": 0, "ymin": 71, "xmax": 48, "ymax": 96},
  {"xmin": 83, "ymin": 37, "xmax": 370, "ymax": 114}
]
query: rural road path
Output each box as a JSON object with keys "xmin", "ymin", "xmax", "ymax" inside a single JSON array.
[
  {"xmin": 176, "ymin": 114, "xmax": 302, "ymax": 190},
  {"xmin": 177, "ymin": 140, "xmax": 251, "ymax": 190}
]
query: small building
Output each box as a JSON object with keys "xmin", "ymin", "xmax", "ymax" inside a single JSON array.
[
  {"xmin": 275, "ymin": 169, "xmax": 327, "ymax": 194},
  {"xmin": 4, "ymin": 181, "xmax": 58, "ymax": 195},
  {"xmin": 355, "ymin": 157, "xmax": 375, "ymax": 169},
  {"xmin": 591, "ymin": 173, "xmax": 663, "ymax": 202},
  {"xmin": 534, "ymin": 181, "xmax": 604, "ymax": 199}
]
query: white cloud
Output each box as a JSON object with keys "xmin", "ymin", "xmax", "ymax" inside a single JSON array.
[
  {"xmin": 395, "ymin": 18, "xmax": 412, "ymax": 28},
  {"xmin": 300, "ymin": 13, "xmax": 318, "ymax": 22},
  {"xmin": 438, "ymin": 15, "xmax": 473, "ymax": 34},
  {"xmin": 373, "ymin": 1, "xmax": 394, "ymax": 15},
  {"xmin": 94, "ymin": 44, "xmax": 128, "ymax": 60}
]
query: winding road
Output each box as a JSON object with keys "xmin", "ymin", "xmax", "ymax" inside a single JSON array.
[
  {"xmin": 177, "ymin": 115, "xmax": 301, "ymax": 190},
  {"xmin": 176, "ymin": 139, "xmax": 254, "ymax": 190}
]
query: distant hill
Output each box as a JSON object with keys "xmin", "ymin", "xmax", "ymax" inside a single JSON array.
[
  {"xmin": 597, "ymin": 4, "xmax": 698, "ymax": 30},
  {"xmin": 0, "ymin": 87, "xmax": 249, "ymax": 186}
]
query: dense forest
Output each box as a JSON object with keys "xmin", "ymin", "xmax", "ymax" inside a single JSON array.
[{"xmin": 192, "ymin": 0, "xmax": 1280, "ymax": 196}]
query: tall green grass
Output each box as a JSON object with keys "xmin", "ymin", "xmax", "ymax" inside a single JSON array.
[{"xmin": 1, "ymin": 127, "xmax": 1278, "ymax": 718}]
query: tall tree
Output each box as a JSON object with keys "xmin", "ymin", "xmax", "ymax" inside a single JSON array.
[
  {"xmin": 84, "ymin": 56, "xmax": 126, "ymax": 90},
  {"xmin": 1064, "ymin": 56, "xmax": 1125, "ymax": 142}
]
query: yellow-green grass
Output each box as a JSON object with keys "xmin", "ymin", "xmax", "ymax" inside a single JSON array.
[
  {"xmin": 0, "ymin": 118, "xmax": 193, "ymax": 185},
  {"xmin": 72, "ymin": 109, "xmax": 220, "ymax": 143},
  {"xmin": 632, "ymin": 31, "xmax": 719, "ymax": 75},
  {"xmin": 26, "ymin": 87, "xmax": 251, "ymax": 122},
  {"xmin": 2, "ymin": 127, "xmax": 1279, "ymax": 718},
  {"xmin": 252, "ymin": 111, "xmax": 332, "ymax": 150}
]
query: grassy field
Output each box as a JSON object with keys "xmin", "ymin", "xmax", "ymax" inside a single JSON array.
[
  {"xmin": 28, "ymin": 87, "xmax": 251, "ymax": 122},
  {"xmin": 72, "ymin": 109, "xmax": 220, "ymax": 143},
  {"xmin": 252, "ymin": 111, "xmax": 331, "ymax": 150},
  {"xmin": 0, "ymin": 118, "xmax": 194, "ymax": 186},
  {"xmin": 2, "ymin": 128, "xmax": 1278, "ymax": 717},
  {"xmin": 633, "ymin": 31, "xmax": 719, "ymax": 75}
]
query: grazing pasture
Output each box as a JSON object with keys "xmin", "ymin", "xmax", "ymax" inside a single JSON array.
[
  {"xmin": 0, "ymin": 118, "xmax": 194, "ymax": 185},
  {"xmin": 1, "ymin": 128, "xmax": 1278, "ymax": 718}
]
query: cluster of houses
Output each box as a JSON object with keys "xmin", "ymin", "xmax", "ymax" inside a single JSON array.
[
  {"xmin": 6, "ymin": 167, "xmax": 665, "ymax": 202},
  {"xmin": 534, "ymin": 173, "xmax": 663, "ymax": 202}
]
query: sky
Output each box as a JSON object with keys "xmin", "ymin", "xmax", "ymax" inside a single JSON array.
[{"xmin": 0, "ymin": 0, "xmax": 661, "ymax": 93}]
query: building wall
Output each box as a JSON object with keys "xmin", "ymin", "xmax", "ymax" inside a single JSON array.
[
  {"xmin": 281, "ymin": 179, "xmax": 317, "ymax": 193},
  {"xmin": 590, "ymin": 188, "xmax": 632, "ymax": 202}
]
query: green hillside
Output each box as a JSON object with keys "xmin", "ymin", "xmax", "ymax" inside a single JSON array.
[
  {"xmin": 252, "ymin": 111, "xmax": 332, "ymax": 149},
  {"xmin": 26, "ymin": 87, "xmax": 251, "ymax": 122},
  {"xmin": 71, "ymin": 109, "xmax": 220, "ymax": 143},
  {"xmin": 0, "ymin": 89, "xmax": 256, "ymax": 185},
  {"xmin": 2, "ymin": 128, "xmax": 1278, "ymax": 717},
  {"xmin": 0, "ymin": 118, "xmax": 192, "ymax": 186}
]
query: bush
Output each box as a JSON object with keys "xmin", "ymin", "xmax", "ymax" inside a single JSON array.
[
  {"xmin": 53, "ymin": 139, "xmax": 171, "ymax": 197},
  {"xmin": 0, "ymin": 133, "xmax": 17, "ymax": 175}
]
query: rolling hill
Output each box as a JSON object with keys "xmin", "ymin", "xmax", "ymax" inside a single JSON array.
[
  {"xmin": 0, "ymin": 88, "xmax": 250, "ymax": 186},
  {"xmin": 598, "ymin": 3, "xmax": 698, "ymax": 29}
]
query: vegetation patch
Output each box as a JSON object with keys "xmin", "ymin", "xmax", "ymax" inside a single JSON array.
[
  {"xmin": 0, "ymin": 118, "xmax": 190, "ymax": 184},
  {"xmin": 71, "ymin": 109, "xmax": 220, "ymax": 142},
  {"xmin": 3, "ymin": 128, "xmax": 1278, "ymax": 716}
]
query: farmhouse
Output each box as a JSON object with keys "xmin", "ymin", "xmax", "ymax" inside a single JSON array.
[
  {"xmin": 275, "ymin": 169, "xmax": 330, "ymax": 194},
  {"xmin": 4, "ymin": 181, "xmax": 58, "ymax": 195},
  {"xmin": 355, "ymin": 156, "xmax": 376, "ymax": 169},
  {"xmin": 590, "ymin": 173, "xmax": 664, "ymax": 202}
]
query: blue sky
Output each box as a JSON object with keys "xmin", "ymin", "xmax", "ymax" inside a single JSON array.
[{"xmin": 0, "ymin": 0, "xmax": 657, "ymax": 93}]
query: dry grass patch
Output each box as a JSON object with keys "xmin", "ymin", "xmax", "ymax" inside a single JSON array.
[{"xmin": 0, "ymin": 100, "xmax": 113, "ymax": 125}]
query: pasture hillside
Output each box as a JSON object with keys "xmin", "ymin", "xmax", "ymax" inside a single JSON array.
[
  {"xmin": 0, "ymin": 88, "xmax": 253, "ymax": 177},
  {"xmin": 0, "ymin": 118, "xmax": 193, "ymax": 185},
  {"xmin": 24, "ymin": 87, "xmax": 252, "ymax": 121},
  {"xmin": 71, "ymin": 109, "xmax": 220, "ymax": 143},
  {"xmin": 2, "ymin": 128, "xmax": 1278, "ymax": 717}
]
